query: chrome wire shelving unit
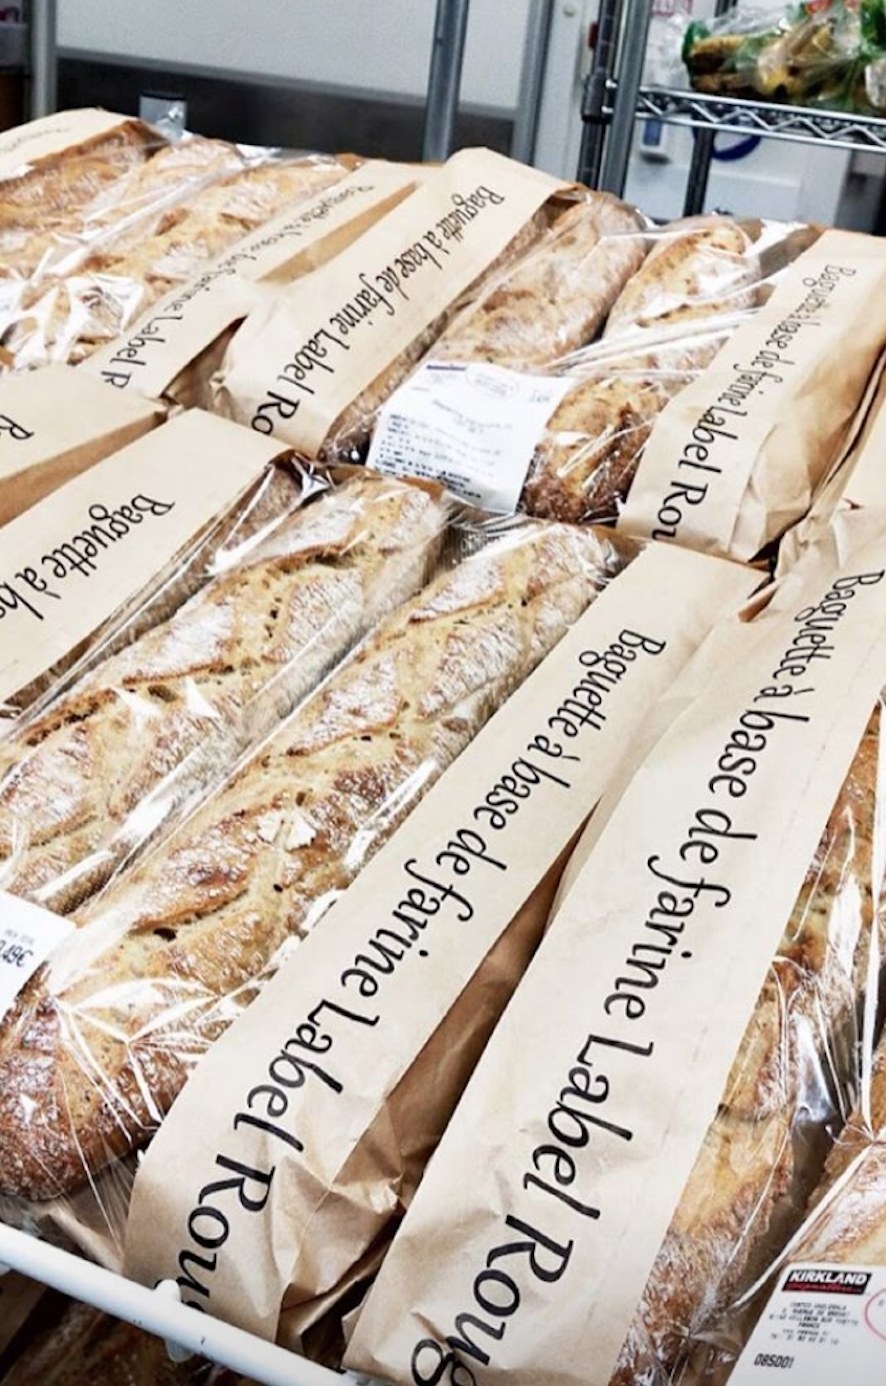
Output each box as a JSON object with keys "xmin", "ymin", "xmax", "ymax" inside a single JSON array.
[
  {"xmin": 637, "ymin": 85, "xmax": 886, "ymax": 155},
  {"xmin": 586, "ymin": 0, "xmax": 886, "ymax": 214}
]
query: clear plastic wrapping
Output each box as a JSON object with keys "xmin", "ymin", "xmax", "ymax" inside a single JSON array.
[
  {"xmin": 613, "ymin": 697, "xmax": 886, "ymax": 1385},
  {"xmin": 518, "ymin": 314, "xmax": 741, "ymax": 526},
  {"xmin": 425, "ymin": 192, "xmax": 648, "ymax": 372},
  {"xmin": 0, "ymin": 468, "xmax": 448, "ymax": 916},
  {"xmin": 317, "ymin": 184, "xmax": 648, "ymax": 464},
  {"xmin": 0, "ymin": 115, "xmax": 160, "ymax": 267},
  {"xmin": 342, "ymin": 535, "xmax": 886, "ymax": 1386},
  {"xmin": 0, "ymin": 131, "xmax": 352, "ymax": 372},
  {"xmin": 513, "ymin": 215, "xmax": 822, "ymax": 531},
  {"xmin": 367, "ymin": 215, "xmax": 821, "ymax": 530},
  {"xmin": 0, "ymin": 515, "xmax": 623, "ymax": 1216},
  {"xmin": 0, "ymin": 436, "xmax": 294, "ymax": 732}
]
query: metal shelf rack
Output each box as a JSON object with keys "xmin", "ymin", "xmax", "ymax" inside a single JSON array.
[
  {"xmin": 585, "ymin": 0, "xmax": 886, "ymax": 215},
  {"xmin": 637, "ymin": 85, "xmax": 886, "ymax": 155}
]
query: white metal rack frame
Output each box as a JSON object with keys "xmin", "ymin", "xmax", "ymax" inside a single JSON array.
[{"xmin": 0, "ymin": 1222, "xmax": 384, "ymax": 1385}]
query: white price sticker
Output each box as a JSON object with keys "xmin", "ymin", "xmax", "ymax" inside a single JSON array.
[
  {"xmin": 731, "ymin": 1264, "xmax": 886, "ymax": 1384},
  {"xmin": 367, "ymin": 361, "xmax": 575, "ymax": 514},
  {"xmin": 0, "ymin": 891, "xmax": 74, "ymax": 1019}
]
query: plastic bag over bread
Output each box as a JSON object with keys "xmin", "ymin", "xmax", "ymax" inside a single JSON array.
[
  {"xmin": 366, "ymin": 216, "xmax": 828, "ymax": 549},
  {"xmin": 0, "ymin": 469, "xmax": 448, "ymax": 914},
  {"xmin": 344, "ymin": 525, "xmax": 886, "ymax": 1386},
  {"xmin": 0, "ymin": 516, "xmax": 623, "ymax": 1208}
]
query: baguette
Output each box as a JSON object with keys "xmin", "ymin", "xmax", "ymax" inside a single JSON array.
[
  {"xmin": 519, "ymin": 216, "xmax": 768, "ymax": 524},
  {"xmin": 611, "ymin": 706, "xmax": 885, "ymax": 1383},
  {"xmin": 430, "ymin": 193, "xmax": 648, "ymax": 370},
  {"xmin": 520, "ymin": 326, "xmax": 729, "ymax": 524},
  {"xmin": 778, "ymin": 1035, "xmax": 886, "ymax": 1268},
  {"xmin": 0, "ymin": 519, "xmax": 621, "ymax": 1203},
  {"xmin": 0, "ymin": 120, "xmax": 157, "ymax": 233},
  {"xmin": 603, "ymin": 216, "xmax": 764, "ymax": 337},
  {"xmin": 0, "ymin": 121, "xmax": 161, "ymax": 307},
  {"xmin": 29, "ymin": 136, "xmax": 251, "ymax": 281},
  {"xmin": 324, "ymin": 194, "xmax": 646, "ymax": 463},
  {"xmin": 0, "ymin": 471, "xmax": 444, "ymax": 915},
  {"xmin": 321, "ymin": 211, "xmax": 551, "ymax": 462},
  {"xmin": 3, "ymin": 155, "xmax": 351, "ymax": 369}
]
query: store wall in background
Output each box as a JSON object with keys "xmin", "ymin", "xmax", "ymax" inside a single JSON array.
[{"xmin": 56, "ymin": 0, "xmax": 530, "ymax": 158}]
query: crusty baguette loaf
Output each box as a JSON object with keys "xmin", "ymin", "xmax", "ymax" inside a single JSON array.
[
  {"xmin": 324, "ymin": 194, "xmax": 646, "ymax": 463},
  {"xmin": 0, "ymin": 119, "xmax": 157, "ymax": 232},
  {"xmin": 321, "ymin": 211, "xmax": 551, "ymax": 462},
  {"xmin": 0, "ymin": 462, "xmax": 318, "ymax": 723},
  {"xmin": 3, "ymin": 154, "xmax": 351, "ymax": 369},
  {"xmin": 430, "ymin": 194, "xmax": 648, "ymax": 370},
  {"xmin": 85, "ymin": 157, "xmax": 351, "ymax": 288},
  {"xmin": 0, "ymin": 472, "xmax": 444, "ymax": 915},
  {"xmin": 0, "ymin": 122, "xmax": 162, "ymax": 317},
  {"xmin": 610, "ymin": 706, "xmax": 884, "ymax": 1384},
  {"xmin": 0, "ymin": 519, "xmax": 620, "ymax": 1202},
  {"xmin": 518, "ymin": 216, "xmax": 770, "ymax": 524},
  {"xmin": 779, "ymin": 1031, "xmax": 886, "ymax": 1269},
  {"xmin": 603, "ymin": 216, "xmax": 764, "ymax": 338},
  {"xmin": 520, "ymin": 327, "xmax": 729, "ymax": 524},
  {"xmin": 28, "ymin": 136, "xmax": 251, "ymax": 282}
]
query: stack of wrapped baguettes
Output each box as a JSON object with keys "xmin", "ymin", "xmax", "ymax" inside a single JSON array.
[{"xmin": 0, "ymin": 107, "xmax": 885, "ymax": 1386}]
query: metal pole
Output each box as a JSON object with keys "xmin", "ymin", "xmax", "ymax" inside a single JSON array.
[
  {"xmin": 681, "ymin": 0, "xmax": 738, "ymax": 215},
  {"xmin": 29, "ymin": 0, "xmax": 57, "ymax": 119},
  {"xmin": 422, "ymin": 0, "xmax": 471, "ymax": 163},
  {"xmin": 577, "ymin": 0, "xmax": 623, "ymax": 189},
  {"xmin": 683, "ymin": 129, "xmax": 715, "ymax": 214},
  {"xmin": 598, "ymin": 0, "xmax": 654, "ymax": 196},
  {"xmin": 511, "ymin": 0, "xmax": 556, "ymax": 165}
]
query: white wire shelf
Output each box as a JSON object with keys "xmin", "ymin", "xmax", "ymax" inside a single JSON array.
[
  {"xmin": 0, "ymin": 1221, "xmax": 384, "ymax": 1386},
  {"xmin": 637, "ymin": 84, "xmax": 886, "ymax": 154}
]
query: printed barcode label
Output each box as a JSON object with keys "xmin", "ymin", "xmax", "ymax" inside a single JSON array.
[
  {"xmin": 731, "ymin": 1263, "xmax": 886, "ymax": 1383},
  {"xmin": 367, "ymin": 360, "xmax": 575, "ymax": 514},
  {"xmin": 0, "ymin": 891, "xmax": 74, "ymax": 1019}
]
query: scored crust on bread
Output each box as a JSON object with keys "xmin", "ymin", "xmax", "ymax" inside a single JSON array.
[
  {"xmin": 609, "ymin": 703, "xmax": 886, "ymax": 1384},
  {"xmin": 603, "ymin": 216, "xmax": 765, "ymax": 338},
  {"xmin": 430, "ymin": 193, "xmax": 648, "ymax": 371},
  {"xmin": 781, "ymin": 1029, "xmax": 886, "ymax": 1268},
  {"xmin": 324, "ymin": 193, "xmax": 646, "ymax": 464},
  {"xmin": 518, "ymin": 216, "xmax": 769, "ymax": 525},
  {"xmin": 520, "ymin": 327, "xmax": 730, "ymax": 525},
  {"xmin": 0, "ymin": 472, "xmax": 445, "ymax": 915},
  {"xmin": 0, "ymin": 520, "xmax": 621, "ymax": 1204},
  {"xmin": 322, "ymin": 210, "xmax": 552, "ymax": 461},
  {"xmin": 0, "ymin": 120, "xmax": 158, "ymax": 232},
  {"xmin": 1, "ymin": 152, "xmax": 351, "ymax": 369}
]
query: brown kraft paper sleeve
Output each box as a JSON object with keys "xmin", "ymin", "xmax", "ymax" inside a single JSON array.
[
  {"xmin": 0, "ymin": 364, "xmax": 163, "ymax": 526},
  {"xmin": 776, "ymin": 351, "xmax": 886, "ymax": 578},
  {"xmin": 0, "ymin": 109, "xmax": 150, "ymax": 180},
  {"xmin": 617, "ymin": 230, "xmax": 886, "ymax": 561},
  {"xmin": 0, "ymin": 409, "xmax": 286, "ymax": 711},
  {"xmin": 344, "ymin": 528, "xmax": 886, "ymax": 1386},
  {"xmin": 211, "ymin": 147, "xmax": 568, "ymax": 456},
  {"xmin": 120, "ymin": 539, "xmax": 759, "ymax": 1340},
  {"xmin": 81, "ymin": 161, "xmax": 418, "ymax": 404}
]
